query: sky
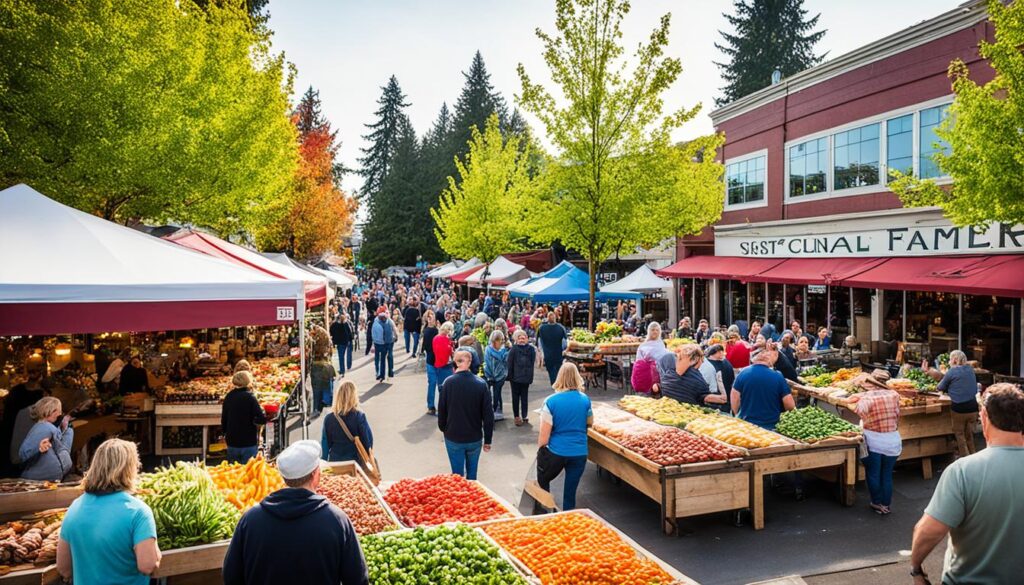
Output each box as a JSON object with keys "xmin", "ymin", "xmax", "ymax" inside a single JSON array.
[{"xmin": 267, "ymin": 0, "xmax": 964, "ymax": 201}]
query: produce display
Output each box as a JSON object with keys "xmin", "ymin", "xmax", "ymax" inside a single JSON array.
[
  {"xmin": 208, "ymin": 455, "xmax": 285, "ymax": 510},
  {"xmin": 159, "ymin": 359, "xmax": 298, "ymax": 405},
  {"xmin": 830, "ymin": 367, "xmax": 861, "ymax": 384},
  {"xmin": 800, "ymin": 365, "xmax": 829, "ymax": 378},
  {"xmin": 0, "ymin": 510, "xmax": 63, "ymax": 570},
  {"xmin": 0, "ymin": 479, "xmax": 60, "ymax": 494},
  {"xmin": 138, "ymin": 462, "xmax": 240, "ymax": 549},
  {"xmin": 569, "ymin": 328, "xmax": 599, "ymax": 344},
  {"xmin": 160, "ymin": 376, "xmax": 229, "ymax": 403},
  {"xmin": 685, "ymin": 416, "xmax": 792, "ymax": 449},
  {"xmin": 317, "ymin": 474, "xmax": 398, "ymax": 535},
  {"xmin": 384, "ymin": 474, "xmax": 513, "ymax": 527},
  {"xmin": 592, "ymin": 405, "xmax": 664, "ymax": 440},
  {"xmin": 162, "ymin": 426, "xmax": 204, "ymax": 449},
  {"xmin": 803, "ymin": 372, "xmax": 834, "ymax": 388},
  {"xmin": 775, "ymin": 407, "xmax": 861, "ymax": 442},
  {"xmin": 619, "ymin": 395, "xmax": 713, "ymax": 428},
  {"xmin": 361, "ymin": 525, "xmax": 527, "ymax": 584},
  {"xmin": 483, "ymin": 512, "xmax": 676, "ymax": 585},
  {"xmin": 903, "ymin": 368, "xmax": 938, "ymax": 391},
  {"xmin": 616, "ymin": 425, "xmax": 743, "ymax": 466},
  {"xmin": 665, "ymin": 337, "xmax": 696, "ymax": 349}
]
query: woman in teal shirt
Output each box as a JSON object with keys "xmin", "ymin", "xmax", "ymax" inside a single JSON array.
[
  {"xmin": 58, "ymin": 438, "xmax": 161, "ymax": 585},
  {"xmin": 537, "ymin": 363, "xmax": 593, "ymax": 510}
]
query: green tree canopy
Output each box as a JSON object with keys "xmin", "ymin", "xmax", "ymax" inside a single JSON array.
[
  {"xmin": 518, "ymin": 0, "xmax": 725, "ymax": 326},
  {"xmin": 0, "ymin": 0, "xmax": 297, "ymax": 236},
  {"xmin": 714, "ymin": 0, "xmax": 826, "ymax": 106},
  {"xmin": 889, "ymin": 0, "xmax": 1024, "ymax": 226},
  {"xmin": 431, "ymin": 114, "xmax": 535, "ymax": 270}
]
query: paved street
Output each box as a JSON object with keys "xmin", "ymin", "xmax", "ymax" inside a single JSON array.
[{"xmin": 286, "ymin": 343, "xmax": 950, "ymax": 585}]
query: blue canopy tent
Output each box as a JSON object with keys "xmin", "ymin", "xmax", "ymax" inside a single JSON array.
[{"xmin": 509, "ymin": 261, "xmax": 641, "ymax": 303}]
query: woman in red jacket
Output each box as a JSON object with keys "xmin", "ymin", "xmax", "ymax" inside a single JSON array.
[
  {"xmin": 725, "ymin": 332, "xmax": 751, "ymax": 369},
  {"xmin": 430, "ymin": 321, "xmax": 455, "ymax": 416}
]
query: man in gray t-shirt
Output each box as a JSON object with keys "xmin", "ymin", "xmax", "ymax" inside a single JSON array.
[{"xmin": 910, "ymin": 383, "xmax": 1024, "ymax": 585}]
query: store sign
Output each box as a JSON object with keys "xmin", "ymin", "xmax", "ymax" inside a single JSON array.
[
  {"xmin": 276, "ymin": 306, "xmax": 295, "ymax": 321},
  {"xmin": 807, "ymin": 285, "xmax": 826, "ymax": 294},
  {"xmin": 717, "ymin": 221, "xmax": 1024, "ymax": 258}
]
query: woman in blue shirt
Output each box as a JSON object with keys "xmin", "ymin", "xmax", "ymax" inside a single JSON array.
[
  {"xmin": 537, "ymin": 363, "xmax": 593, "ymax": 510},
  {"xmin": 813, "ymin": 327, "xmax": 831, "ymax": 351},
  {"xmin": 58, "ymin": 438, "xmax": 160, "ymax": 585},
  {"xmin": 18, "ymin": 397, "xmax": 73, "ymax": 481},
  {"xmin": 322, "ymin": 380, "xmax": 375, "ymax": 466}
]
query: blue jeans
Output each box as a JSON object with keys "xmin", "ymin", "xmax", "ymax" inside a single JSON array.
[
  {"xmin": 436, "ymin": 364, "xmax": 454, "ymax": 393},
  {"xmin": 537, "ymin": 447, "xmax": 587, "ymax": 510},
  {"xmin": 426, "ymin": 364, "xmax": 438, "ymax": 410},
  {"xmin": 336, "ymin": 343, "xmax": 352, "ymax": 374},
  {"xmin": 226, "ymin": 445, "xmax": 258, "ymax": 465},
  {"xmin": 488, "ymin": 378, "xmax": 505, "ymax": 412},
  {"xmin": 545, "ymin": 360, "xmax": 561, "ymax": 385},
  {"xmin": 445, "ymin": 439, "xmax": 483, "ymax": 480},
  {"xmin": 374, "ymin": 343, "xmax": 394, "ymax": 379},
  {"xmin": 404, "ymin": 331, "xmax": 420, "ymax": 355},
  {"xmin": 862, "ymin": 451, "xmax": 898, "ymax": 506},
  {"xmin": 320, "ymin": 377, "xmax": 334, "ymax": 409}
]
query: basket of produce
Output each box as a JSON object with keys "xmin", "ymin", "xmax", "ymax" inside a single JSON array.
[
  {"xmin": 317, "ymin": 467, "xmax": 400, "ymax": 535},
  {"xmin": 207, "ymin": 455, "xmax": 285, "ymax": 511},
  {"xmin": 137, "ymin": 462, "xmax": 240, "ymax": 550},
  {"xmin": 480, "ymin": 509, "xmax": 693, "ymax": 585},
  {"xmin": 361, "ymin": 524, "xmax": 535, "ymax": 584},
  {"xmin": 383, "ymin": 474, "xmax": 517, "ymax": 527},
  {"xmin": 774, "ymin": 406, "xmax": 862, "ymax": 443}
]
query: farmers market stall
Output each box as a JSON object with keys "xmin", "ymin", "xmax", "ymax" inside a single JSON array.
[
  {"xmin": 790, "ymin": 365, "xmax": 955, "ymax": 479},
  {"xmin": 588, "ymin": 398, "xmax": 861, "ymax": 533}
]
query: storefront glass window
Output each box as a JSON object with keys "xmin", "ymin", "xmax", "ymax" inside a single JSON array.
[
  {"xmin": 726, "ymin": 155, "xmax": 765, "ymax": 206},
  {"xmin": 883, "ymin": 290, "xmax": 904, "ymax": 343},
  {"xmin": 767, "ymin": 284, "xmax": 784, "ymax": 333},
  {"xmin": 804, "ymin": 284, "xmax": 828, "ymax": 337},
  {"xmin": 851, "ymin": 288, "xmax": 872, "ymax": 346},
  {"xmin": 788, "ymin": 137, "xmax": 828, "ymax": 198},
  {"xmin": 829, "ymin": 286, "xmax": 851, "ymax": 348},
  {"xmin": 719, "ymin": 280, "xmax": 745, "ymax": 328},
  {"xmin": 905, "ymin": 291, "xmax": 960, "ymax": 358},
  {"xmin": 785, "ymin": 285, "xmax": 805, "ymax": 330},
  {"xmin": 962, "ymin": 295, "xmax": 1017, "ymax": 375},
  {"xmin": 919, "ymin": 104, "xmax": 951, "ymax": 179},
  {"xmin": 833, "ymin": 123, "xmax": 880, "ymax": 190},
  {"xmin": 749, "ymin": 282, "xmax": 766, "ymax": 330},
  {"xmin": 886, "ymin": 114, "xmax": 913, "ymax": 181},
  {"xmin": 693, "ymin": 278, "xmax": 709, "ymax": 324}
]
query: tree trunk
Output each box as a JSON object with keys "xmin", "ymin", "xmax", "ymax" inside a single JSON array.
[{"xmin": 588, "ymin": 256, "xmax": 596, "ymax": 330}]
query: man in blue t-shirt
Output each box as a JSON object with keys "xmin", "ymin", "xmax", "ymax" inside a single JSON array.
[{"xmin": 731, "ymin": 344, "xmax": 795, "ymax": 430}]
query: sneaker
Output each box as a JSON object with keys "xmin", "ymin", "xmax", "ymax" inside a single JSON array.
[
  {"xmin": 427, "ymin": 408, "xmax": 437, "ymax": 416},
  {"xmin": 514, "ymin": 417, "xmax": 523, "ymax": 426},
  {"xmin": 494, "ymin": 410, "xmax": 505, "ymax": 421}
]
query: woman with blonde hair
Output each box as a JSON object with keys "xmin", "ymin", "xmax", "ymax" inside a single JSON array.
[
  {"xmin": 18, "ymin": 396, "xmax": 73, "ymax": 481},
  {"xmin": 58, "ymin": 438, "xmax": 160, "ymax": 584},
  {"xmin": 321, "ymin": 380, "xmax": 374, "ymax": 464},
  {"xmin": 537, "ymin": 362, "xmax": 593, "ymax": 510}
]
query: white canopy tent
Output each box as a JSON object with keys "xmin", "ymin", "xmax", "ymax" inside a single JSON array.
[
  {"xmin": 599, "ymin": 264, "xmax": 671, "ymax": 294},
  {"xmin": 262, "ymin": 253, "xmax": 335, "ymax": 302},
  {"xmin": 461, "ymin": 256, "xmax": 531, "ymax": 287},
  {"xmin": 431, "ymin": 258, "xmax": 481, "ymax": 279}
]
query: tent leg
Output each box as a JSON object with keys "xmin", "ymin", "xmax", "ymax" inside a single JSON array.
[{"xmin": 299, "ymin": 305, "xmax": 309, "ymax": 441}]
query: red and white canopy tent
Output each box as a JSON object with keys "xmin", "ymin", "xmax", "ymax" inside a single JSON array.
[
  {"xmin": 454, "ymin": 256, "xmax": 532, "ymax": 288},
  {"xmin": 0, "ymin": 184, "xmax": 314, "ymax": 435}
]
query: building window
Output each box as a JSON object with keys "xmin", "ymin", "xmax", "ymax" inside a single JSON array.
[
  {"xmin": 919, "ymin": 104, "xmax": 950, "ymax": 179},
  {"xmin": 725, "ymin": 154, "xmax": 765, "ymax": 207},
  {"xmin": 886, "ymin": 114, "xmax": 914, "ymax": 181},
  {"xmin": 833, "ymin": 123, "xmax": 879, "ymax": 190},
  {"xmin": 788, "ymin": 137, "xmax": 827, "ymax": 198}
]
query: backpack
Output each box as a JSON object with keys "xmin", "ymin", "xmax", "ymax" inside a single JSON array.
[{"xmin": 631, "ymin": 355, "xmax": 660, "ymax": 394}]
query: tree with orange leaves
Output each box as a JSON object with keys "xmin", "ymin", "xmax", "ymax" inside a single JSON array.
[{"xmin": 257, "ymin": 87, "xmax": 355, "ymax": 261}]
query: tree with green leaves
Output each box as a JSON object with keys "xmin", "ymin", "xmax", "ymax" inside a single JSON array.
[
  {"xmin": 358, "ymin": 76, "xmax": 410, "ymax": 200},
  {"xmin": 360, "ymin": 115, "xmax": 422, "ymax": 267},
  {"xmin": 431, "ymin": 114, "xmax": 535, "ymax": 276},
  {"xmin": 715, "ymin": 0, "xmax": 826, "ymax": 106},
  {"xmin": 194, "ymin": 0, "xmax": 269, "ymax": 24},
  {"xmin": 0, "ymin": 0, "xmax": 297, "ymax": 237},
  {"xmin": 518, "ymin": 0, "xmax": 725, "ymax": 327},
  {"xmin": 889, "ymin": 0, "xmax": 1024, "ymax": 226}
]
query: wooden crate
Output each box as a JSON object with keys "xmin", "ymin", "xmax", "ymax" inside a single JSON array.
[
  {"xmin": 320, "ymin": 460, "xmax": 403, "ymax": 530},
  {"xmin": 378, "ymin": 475, "xmax": 521, "ymax": 528},
  {"xmin": 475, "ymin": 509, "xmax": 699, "ymax": 585},
  {"xmin": 154, "ymin": 403, "xmax": 221, "ymax": 457},
  {"xmin": 0, "ymin": 565, "xmax": 58, "ymax": 585},
  {"xmin": 587, "ymin": 429, "xmax": 751, "ymax": 535},
  {"xmin": 0, "ymin": 485, "xmax": 81, "ymax": 521}
]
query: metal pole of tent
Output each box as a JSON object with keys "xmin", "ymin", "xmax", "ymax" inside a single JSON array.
[{"xmin": 298, "ymin": 298, "xmax": 309, "ymax": 440}]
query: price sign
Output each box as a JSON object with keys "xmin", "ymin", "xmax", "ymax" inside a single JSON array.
[{"xmin": 276, "ymin": 306, "xmax": 295, "ymax": 321}]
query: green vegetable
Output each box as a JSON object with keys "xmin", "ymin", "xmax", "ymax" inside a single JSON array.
[
  {"xmin": 360, "ymin": 525, "xmax": 526, "ymax": 584},
  {"xmin": 138, "ymin": 462, "xmax": 239, "ymax": 550},
  {"xmin": 775, "ymin": 406, "xmax": 861, "ymax": 442},
  {"xmin": 569, "ymin": 328, "xmax": 598, "ymax": 344},
  {"xmin": 801, "ymin": 365, "xmax": 829, "ymax": 378}
]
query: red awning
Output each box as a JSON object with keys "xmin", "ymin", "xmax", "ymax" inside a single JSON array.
[
  {"xmin": 449, "ymin": 264, "xmax": 484, "ymax": 283},
  {"xmin": 745, "ymin": 257, "xmax": 888, "ymax": 285},
  {"xmin": 839, "ymin": 255, "xmax": 1024, "ymax": 297},
  {"xmin": 656, "ymin": 256, "xmax": 786, "ymax": 280}
]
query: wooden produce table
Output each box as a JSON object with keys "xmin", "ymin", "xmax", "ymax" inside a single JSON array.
[
  {"xmin": 0, "ymin": 565, "xmax": 57, "ymax": 585},
  {"xmin": 587, "ymin": 429, "xmax": 752, "ymax": 535},
  {"xmin": 154, "ymin": 403, "xmax": 221, "ymax": 457},
  {"xmin": 0, "ymin": 483, "xmax": 82, "ymax": 522},
  {"xmin": 790, "ymin": 382, "xmax": 954, "ymax": 479}
]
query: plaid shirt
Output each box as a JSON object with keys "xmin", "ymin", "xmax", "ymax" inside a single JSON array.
[{"xmin": 855, "ymin": 389, "xmax": 901, "ymax": 432}]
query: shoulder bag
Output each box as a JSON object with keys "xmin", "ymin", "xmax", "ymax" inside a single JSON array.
[{"xmin": 333, "ymin": 412, "xmax": 381, "ymax": 485}]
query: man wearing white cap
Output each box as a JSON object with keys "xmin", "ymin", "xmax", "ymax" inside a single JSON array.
[{"xmin": 223, "ymin": 440, "xmax": 368, "ymax": 585}]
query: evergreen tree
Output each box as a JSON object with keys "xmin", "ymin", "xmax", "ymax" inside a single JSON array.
[
  {"xmin": 714, "ymin": 0, "xmax": 826, "ymax": 106},
  {"xmin": 359, "ymin": 114, "xmax": 421, "ymax": 267},
  {"xmin": 449, "ymin": 51, "xmax": 507, "ymax": 156},
  {"xmin": 358, "ymin": 75, "xmax": 409, "ymax": 200}
]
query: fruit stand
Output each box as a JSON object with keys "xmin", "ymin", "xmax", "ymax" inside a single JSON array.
[
  {"xmin": 589, "ymin": 399, "xmax": 861, "ymax": 533},
  {"xmin": 789, "ymin": 366, "xmax": 956, "ymax": 479}
]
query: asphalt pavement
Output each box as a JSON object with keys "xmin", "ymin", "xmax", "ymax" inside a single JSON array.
[{"xmin": 286, "ymin": 342, "xmax": 951, "ymax": 585}]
